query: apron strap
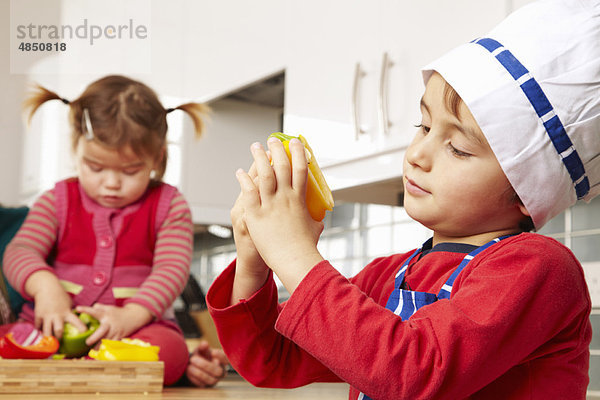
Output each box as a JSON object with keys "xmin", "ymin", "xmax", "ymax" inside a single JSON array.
[{"xmin": 437, "ymin": 235, "xmax": 512, "ymax": 299}]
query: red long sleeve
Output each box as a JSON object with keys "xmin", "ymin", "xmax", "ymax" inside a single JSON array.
[{"xmin": 207, "ymin": 233, "xmax": 591, "ymax": 399}]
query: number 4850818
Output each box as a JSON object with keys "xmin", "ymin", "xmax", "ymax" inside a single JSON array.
[{"xmin": 18, "ymin": 42, "xmax": 66, "ymax": 52}]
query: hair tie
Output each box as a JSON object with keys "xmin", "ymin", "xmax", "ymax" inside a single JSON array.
[
  {"xmin": 166, "ymin": 107, "xmax": 176, "ymax": 114},
  {"xmin": 61, "ymin": 98, "xmax": 70, "ymax": 105}
]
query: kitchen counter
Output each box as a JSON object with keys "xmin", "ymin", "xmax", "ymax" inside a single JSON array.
[{"xmin": 0, "ymin": 373, "xmax": 349, "ymax": 400}]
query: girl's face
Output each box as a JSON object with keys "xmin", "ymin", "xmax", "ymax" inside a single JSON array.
[
  {"xmin": 75, "ymin": 137, "xmax": 161, "ymax": 208},
  {"xmin": 403, "ymin": 72, "xmax": 528, "ymax": 245}
]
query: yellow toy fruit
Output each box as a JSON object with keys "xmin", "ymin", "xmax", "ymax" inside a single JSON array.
[
  {"xmin": 88, "ymin": 338, "xmax": 159, "ymax": 362},
  {"xmin": 269, "ymin": 132, "xmax": 334, "ymax": 221}
]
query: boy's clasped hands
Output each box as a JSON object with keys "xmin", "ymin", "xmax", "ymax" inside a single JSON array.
[{"xmin": 232, "ymin": 137, "xmax": 325, "ymax": 300}]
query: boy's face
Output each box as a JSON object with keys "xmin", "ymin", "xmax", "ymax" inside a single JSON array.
[
  {"xmin": 75, "ymin": 138, "xmax": 159, "ymax": 208},
  {"xmin": 403, "ymin": 72, "xmax": 528, "ymax": 243}
]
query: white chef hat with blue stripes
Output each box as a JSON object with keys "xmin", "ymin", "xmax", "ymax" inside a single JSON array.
[{"xmin": 422, "ymin": 0, "xmax": 600, "ymax": 230}]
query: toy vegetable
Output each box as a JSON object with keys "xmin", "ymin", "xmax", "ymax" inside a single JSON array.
[
  {"xmin": 88, "ymin": 338, "xmax": 160, "ymax": 361},
  {"xmin": 58, "ymin": 312, "xmax": 100, "ymax": 358},
  {"xmin": 0, "ymin": 332, "xmax": 59, "ymax": 359},
  {"xmin": 269, "ymin": 132, "xmax": 334, "ymax": 221}
]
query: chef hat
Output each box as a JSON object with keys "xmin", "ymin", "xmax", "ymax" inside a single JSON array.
[{"xmin": 422, "ymin": 0, "xmax": 600, "ymax": 230}]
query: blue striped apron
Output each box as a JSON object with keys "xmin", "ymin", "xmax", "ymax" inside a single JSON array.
[{"xmin": 358, "ymin": 236, "xmax": 510, "ymax": 400}]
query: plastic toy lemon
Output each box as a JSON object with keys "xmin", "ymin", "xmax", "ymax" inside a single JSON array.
[
  {"xmin": 269, "ymin": 132, "xmax": 334, "ymax": 221},
  {"xmin": 88, "ymin": 338, "xmax": 160, "ymax": 361}
]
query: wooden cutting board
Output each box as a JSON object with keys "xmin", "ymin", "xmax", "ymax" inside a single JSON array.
[{"xmin": 0, "ymin": 359, "xmax": 163, "ymax": 393}]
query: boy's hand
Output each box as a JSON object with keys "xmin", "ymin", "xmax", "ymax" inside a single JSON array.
[
  {"xmin": 231, "ymin": 161, "xmax": 269, "ymax": 271},
  {"xmin": 75, "ymin": 303, "xmax": 153, "ymax": 346},
  {"xmin": 235, "ymin": 138, "xmax": 325, "ymax": 294},
  {"xmin": 230, "ymin": 161, "xmax": 271, "ymax": 304},
  {"xmin": 26, "ymin": 270, "xmax": 86, "ymax": 338}
]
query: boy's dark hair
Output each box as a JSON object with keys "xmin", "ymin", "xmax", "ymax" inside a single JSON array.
[
  {"xmin": 519, "ymin": 217, "xmax": 535, "ymax": 233},
  {"xmin": 442, "ymin": 82, "xmax": 535, "ymax": 233}
]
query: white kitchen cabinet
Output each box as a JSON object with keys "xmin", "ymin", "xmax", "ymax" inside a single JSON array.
[
  {"xmin": 284, "ymin": 1, "xmax": 509, "ymax": 193},
  {"xmin": 145, "ymin": 0, "xmax": 289, "ymax": 100},
  {"xmin": 380, "ymin": 0, "xmax": 508, "ymax": 146},
  {"xmin": 177, "ymin": 0, "xmax": 289, "ymax": 101},
  {"xmin": 283, "ymin": 0, "xmax": 385, "ymax": 166}
]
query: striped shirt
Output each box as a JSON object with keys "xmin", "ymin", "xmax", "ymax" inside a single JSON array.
[{"xmin": 3, "ymin": 184, "xmax": 193, "ymax": 318}]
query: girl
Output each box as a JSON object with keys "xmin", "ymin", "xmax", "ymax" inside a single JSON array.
[{"xmin": 3, "ymin": 75, "xmax": 207, "ymax": 385}]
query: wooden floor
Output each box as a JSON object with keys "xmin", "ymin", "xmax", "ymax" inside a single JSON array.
[{"xmin": 0, "ymin": 374, "xmax": 349, "ymax": 399}]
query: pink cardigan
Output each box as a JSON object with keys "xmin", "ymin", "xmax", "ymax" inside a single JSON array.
[{"xmin": 4, "ymin": 178, "xmax": 193, "ymax": 320}]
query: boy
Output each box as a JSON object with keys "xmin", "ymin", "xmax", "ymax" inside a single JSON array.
[{"xmin": 207, "ymin": 0, "xmax": 599, "ymax": 398}]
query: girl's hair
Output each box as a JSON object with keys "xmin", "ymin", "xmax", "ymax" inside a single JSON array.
[{"xmin": 22, "ymin": 75, "xmax": 209, "ymax": 181}]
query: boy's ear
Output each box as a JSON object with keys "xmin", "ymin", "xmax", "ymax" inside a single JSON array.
[
  {"xmin": 517, "ymin": 201, "xmax": 530, "ymax": 217},
  {"xmin": 512, "ymin": 193, "xmax": 530, "ymax": 217}
]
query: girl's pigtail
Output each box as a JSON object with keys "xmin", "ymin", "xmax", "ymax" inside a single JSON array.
[
  {"xmin": 22, "ymin": 84, "xmax": 70, "ymax": 125},
  {"xmin": 167, "ymin": 103, "xmax": 210, "ymax": 139}
]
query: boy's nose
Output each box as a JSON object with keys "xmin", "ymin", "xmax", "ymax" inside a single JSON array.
[{"xmin": 406, "ymin": 134, "xmax": 433, "ymax": 171}]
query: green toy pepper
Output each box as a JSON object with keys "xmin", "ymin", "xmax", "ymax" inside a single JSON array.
[{"xmin": 58, "ymin": 312, "xmax": 99, "ymax": 358}]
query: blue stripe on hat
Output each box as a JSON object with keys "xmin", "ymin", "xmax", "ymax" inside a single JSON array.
[
  {"xmin": 520, "ymin": 78, "xmax": 553, "ymax": 118},
  {"xmin": 496, "ymin": 51, "xmax": 528, "ymax": 81},
  {"xmin": 544, "ymin": 115, "xmax": 571, "ymax": 153},
  {"xmin": 473, "ymin": 37, "xmax": 590, "ymax": 199}
]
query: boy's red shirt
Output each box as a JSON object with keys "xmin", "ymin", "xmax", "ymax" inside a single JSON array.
[{"xmin": 207, "ymin": 233, "xmax": 591, "ymax": 399}]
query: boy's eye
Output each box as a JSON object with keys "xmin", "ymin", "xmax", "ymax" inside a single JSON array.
[
  {"xmin": 449, "ymin": 143, "xmax": 472, "ymax": 158},
  {"xmin": 414, "ymin": 124, "xmax": 431, "ymax": 133}
]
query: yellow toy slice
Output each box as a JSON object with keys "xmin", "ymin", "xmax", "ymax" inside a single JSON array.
[
  {"xmin": 88, "ymin": 338, "xmax": 159, "ymax": 362},
  {"xmin": 269, "ymin": 132, "xmax": 334, "ymax": 221}
]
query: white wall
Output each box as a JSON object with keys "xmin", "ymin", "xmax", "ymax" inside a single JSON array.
[
  {"xmin": 184, "ymin": 98, "xmax": 282, "ymax": 225},
  {"xmin": 0, "ymin": 0, "xmax": 32, "ymax": 206},
  {"xmin": 1, "ymin": 0, "xmax": 71, "ymax": 205}
]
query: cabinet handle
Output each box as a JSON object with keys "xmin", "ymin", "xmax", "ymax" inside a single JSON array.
[
  {"xmin": 378, "ymin": 52, "xmax": 393, "ymax": 136},
  {"xmin": 352, "ymin": 62, "xmax": 366, "ymax": 141}
]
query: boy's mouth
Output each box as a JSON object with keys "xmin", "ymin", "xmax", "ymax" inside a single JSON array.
[{"xmin": 404, "ymin": 177, "xmax": 430, "ymax": 195}]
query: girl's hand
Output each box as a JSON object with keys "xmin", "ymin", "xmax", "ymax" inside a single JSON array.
[
  {"xmin": 75, "ymin": 303, "xmax": 153, "ymax": 346},
  {"xmin": 26, "ymin": 270, "xmax": 86, "ymax": 338},
  {"xmin": 186, "ymin": 340, "xmax": 229, "ymax": 387},
  {"xmin": 235, "ymin": 138, "xmax": 325, "ymax": 294}
]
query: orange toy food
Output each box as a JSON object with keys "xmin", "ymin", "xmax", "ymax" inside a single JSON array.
[{"xmin": 269, "ymin": 132, "xmax": 334, "ymax": 221}]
